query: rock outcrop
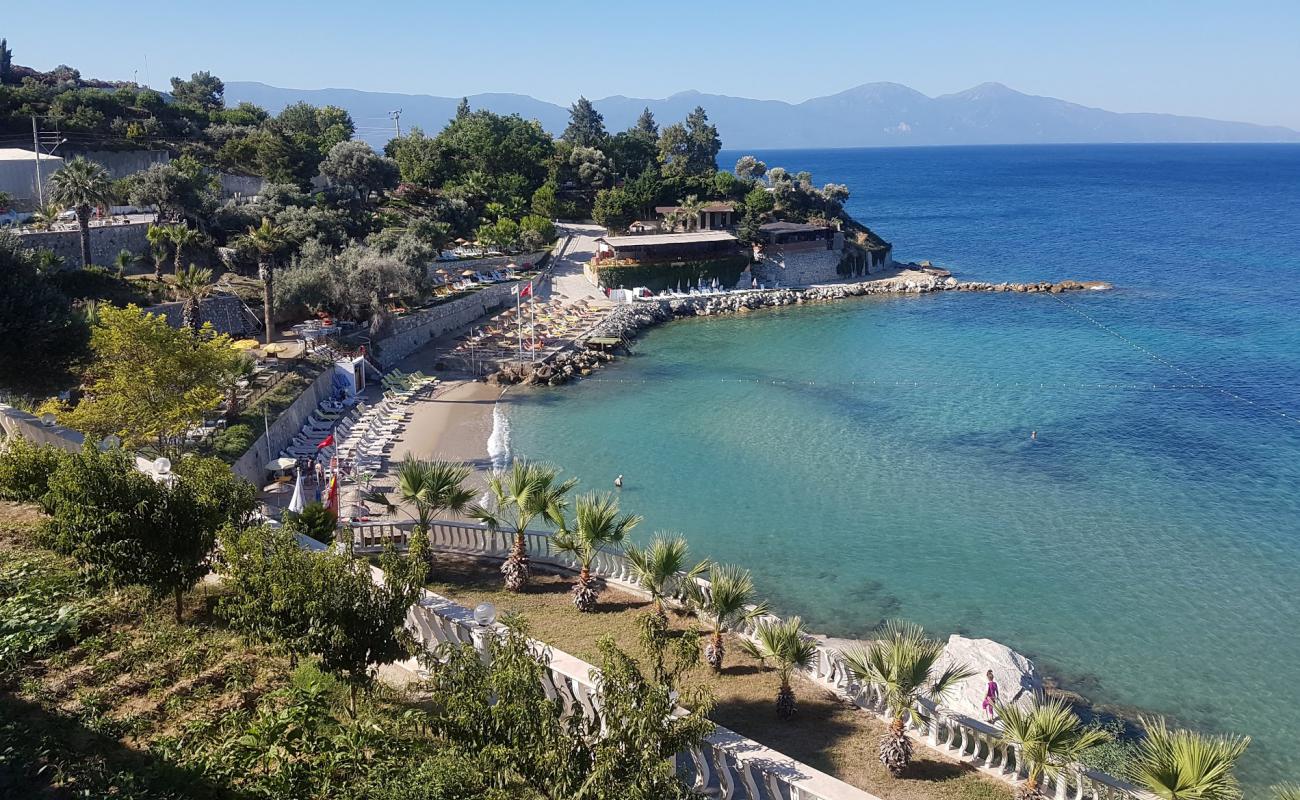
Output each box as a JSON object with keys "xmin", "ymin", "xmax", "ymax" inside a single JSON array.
[{"xmin": 938, "ymin": 634, "xmax": 1042, "ymax": 720}]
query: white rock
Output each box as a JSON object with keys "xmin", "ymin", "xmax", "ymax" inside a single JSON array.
[{"xmin": 937, "ymin": 635, "xmax": 1042, "ymax": 719}]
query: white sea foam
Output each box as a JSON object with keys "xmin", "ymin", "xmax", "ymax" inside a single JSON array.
[{"xmin": 486, "ymin": 398, "xmax": 511, "ymax": 473}]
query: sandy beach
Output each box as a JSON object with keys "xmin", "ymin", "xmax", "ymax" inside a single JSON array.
[{"xmin": 387, "ymin": 379, "xmax": 499, "ymax": 469}]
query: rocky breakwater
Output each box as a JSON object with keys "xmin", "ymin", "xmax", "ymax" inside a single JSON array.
[{"xmin": 487, "ymin": 271, "xmax": 1111, "ymax": 386}]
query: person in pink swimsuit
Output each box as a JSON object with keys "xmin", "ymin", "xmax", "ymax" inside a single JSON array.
[{"xmin": 982, "ymin": 670, "xmax": 1000, "ymax": 721}]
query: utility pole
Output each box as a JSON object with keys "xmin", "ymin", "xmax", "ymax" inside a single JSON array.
[
  {"xmin": 388, "ymin": 109, "xmax": 403, "ymax": 139},
  {"xmin": 32, "ymin": 116, "xmax": 43, "ymax": 207}
]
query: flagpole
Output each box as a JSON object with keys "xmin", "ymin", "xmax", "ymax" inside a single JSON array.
[
  {"xmin": 515, "ymin": 288, "xmax": 523, "ymax": 363},
  {"xmin": 529, "ymin": 285, "xmax": 536, "ymax": 363}
]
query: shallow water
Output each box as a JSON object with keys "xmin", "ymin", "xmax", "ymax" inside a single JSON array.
[{"xmin": 504, "ymin": 144, "xmax": 1300, "ymax": 784}]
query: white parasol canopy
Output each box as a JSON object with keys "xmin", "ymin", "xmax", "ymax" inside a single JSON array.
[{"xmin": 288, "ymin": 470, "xmax": 306, "ymax": 514}]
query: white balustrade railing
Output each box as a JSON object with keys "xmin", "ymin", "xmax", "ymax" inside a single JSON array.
[{"xmin": 344, "ymin": 518, "xmax": 1153, "ymax": 800}]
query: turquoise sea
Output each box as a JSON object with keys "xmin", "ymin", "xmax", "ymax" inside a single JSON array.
[{"xmin": 504, "ymin": 144, "xmax": 1300, "ymax": 784}]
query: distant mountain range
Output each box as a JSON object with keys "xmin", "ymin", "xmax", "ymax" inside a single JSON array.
[{"xmin": 225, "ymin": 80, "xmax": 1300, "ymax": 151}]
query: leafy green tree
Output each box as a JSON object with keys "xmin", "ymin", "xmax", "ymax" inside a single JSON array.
[
  {"xmin": 0, "ymin": 437, "xmax": 70, "ymax": 508},
  {"xmin": 470, "ymin": 460, "xmax": 576, "ymax": 592},
  {"xmin": 41, "ymin": 449, "xmax": 254, "ymax": 621},
  {"xmin": 169, "ymin": 70, "xmax": 225, "ymax": 111},
  {"xmin": 59, "ymin": 304, "xmax": 240, "ymax": 450},
  {"xmin": 840, "ymin": 620, "xmax": 975, "ymax": 776},
  {"xmin": 569, "ymin": 145, "xmax": 613, "ymax": 188},
  {"xmin": 0, "ymin": 38, "xmax": 12, "ymax": 84},
  {"xmin": 658, "ymin": 107, "xmax": 721, "ymax": 178},
  {"xmin": 530, "ymin": 181, "xmax": 559, "ymax": 219},
  {"xmin": 126, "ymin": 161, "xmax": 211, "ymax": 226},
  {"xmin": 553, "ymin": 492, "xmax": 642, "ymax": 612},
  {"xmin": 561, "ymin": 96, "xmax": 608, "ymax": 148},
  {"xmin": 685, "ymin": 563, "xmax": 769, "ymax": 672},
  {"xmin": 518, "ymin": 214, "xmax": 557, "ymax": 250},
  {"xmin": 734, "ymin": 155, "xmax": 767, "ymax": 182},
  {"xmin": 623, "ymin": 534, "xmax": 708, "ymax": 621},
  {"xmin": 384, "ymin": 126, "xmax": 448, "ymax": 186},
  {"xmin": 320, "ymin": 140, "xmax": 400, "ymax": 202},
  {"xmin": 0, "ymin": 233, "xmax": 89, "ymax": 394},
  {"xmin": 1131, "ymin": 716, "xmax": 1250, "ymax": 800},
  {"xmin": 282, "ymin": 500, "xmax": 338, "ymax": 545},
  {"xmin": 739, "ymin": 616, "xmax": 819, "ymax": 719},
  {"xmin": 305, "ymin": 545, "xmax": 427, "ymax": 715},
  {"xmin": 592, "ymin": 187, "xmax": 637, "ymax": 234},
  {"xmin": 217, "ymin": 524, "xmax": 318, "ymax": 663},
  {"xmin": 997, "ymin": 697, "xmax": 1112, "ymax": 800},
  {"xmin": 48, "ymin": 156, "xmax": 114, "ymax": 268},
  {"xmin": 245, "ymin": 217, "xmax": 287, "ymax": 343},
  {"xmin": 172, "ymin": 263, "xmax": 215, "ymax": 333}
]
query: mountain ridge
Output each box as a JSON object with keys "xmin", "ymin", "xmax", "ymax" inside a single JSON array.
[{"xmin": 224, "ymin": 80, "xmax": 1300, "ymax": 151}]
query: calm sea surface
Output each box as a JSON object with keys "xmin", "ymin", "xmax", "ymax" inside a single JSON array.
[{"xmin": 505, "ymin": 144, "xmax": 1300, "ymax": 784}]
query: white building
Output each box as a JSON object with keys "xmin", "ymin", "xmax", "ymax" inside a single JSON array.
[{"xmin": 0, "ymin": 147, "xmax": 64, "ymax": 210}]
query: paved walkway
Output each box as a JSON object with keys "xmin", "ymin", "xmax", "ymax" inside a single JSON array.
[{"xmin": 542, "ymin": 223, "xmax": 606, "ymax": 303}]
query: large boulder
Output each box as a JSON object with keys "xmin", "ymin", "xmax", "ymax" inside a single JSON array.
[{"xmin": 937, "ymin": 635, "xmax": 1041, "ymax": 719}]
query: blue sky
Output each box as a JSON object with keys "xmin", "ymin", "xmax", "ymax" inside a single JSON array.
[{"xmin": 6, "ymin": 0, "xmax": 1300, "ymax": 129}]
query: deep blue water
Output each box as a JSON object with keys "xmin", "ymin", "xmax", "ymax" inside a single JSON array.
[{"xmin": 507, "ymin": 145, "xmax": 1300, "ymax": 784}]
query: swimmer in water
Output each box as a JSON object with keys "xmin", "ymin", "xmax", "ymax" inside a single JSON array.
[
  {"xmin": 1031, "ymin": 430, "xmax": 1038, "ymax": 441},
  {"xmin": 614, "ymin": 474, "xmax": 623, "ymax": 488}
]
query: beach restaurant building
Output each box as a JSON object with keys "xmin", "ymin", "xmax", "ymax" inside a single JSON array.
[
  {"xmin": 594, "ymin": 230, "xmax": 743, "ymax": 263},
  {"xmin": 758, "ymin": 221, "xmax": 838, "ymax": 251},
  {"xmin": 654, "ymin": 202, "xmax": 735, "ymax": 231}
]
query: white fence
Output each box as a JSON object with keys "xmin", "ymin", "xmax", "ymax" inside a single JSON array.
[{"xmin": 346, "ymin": 517, "xmax": 1152, "ymax": 800}]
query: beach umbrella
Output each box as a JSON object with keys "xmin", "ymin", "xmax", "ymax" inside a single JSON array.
[
  {"xmin": 231, "ymin": 338, "xmax": 259, "ymax": 350},
  {"xmin": 265, "ymin": 456, "xmax": 297, "ymax": 472},
  {"xmin": 462, "ymin": 269, "xmax": 477, "ymax": 277},
  {"xmin": 262, "ymin": 481, "xmax": 292, "ymax": 494},
  {"xmin": 288, "ymin": 470, "xmax": 306, "ymax": 514},
  {"xmin": 264, "ymin": 342, "xmax": 290, "ymax": 354}
]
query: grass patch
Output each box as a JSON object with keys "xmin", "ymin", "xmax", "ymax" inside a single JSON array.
[{"xmin": 424, "ymin": 553, "xmax": 1011, "ymax": 800}]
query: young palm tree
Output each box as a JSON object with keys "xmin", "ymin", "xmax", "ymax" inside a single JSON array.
[
  {"xmin": 245, "ymin": 217, "xmax": 287, "ymax": 344},
  {"xmin": 738, "ymin": 616, "xmax": 818, "ymax": 719},
  {"xmin": 364, "ymin": 456, "xmax": 475, "ymax": 539},
  {"xmin": 1131, "ymin": 716, "xmax": 1249, "ymax": 800},
  {"xmin": 552, "ymin": 492, "xmax": 642, "ymax": 611},
  {"xmin": 839, "ymin": 619, "xmax": 975, "ymax": 776},
  {"xmin": 685, "ymin": 564, "xmax": 769, "ymax": 672},
  {"xmin": 678, "ymin": 194, "xmax": 705, "ymax": 231},
  {"xmin": 167, "ymin": 225, "xmax": 203, "ymax": 274},
  {"xmin": 623, "ymin": 534, "xmax": 709, "ymax": 620},
  {"xmin": 996, "ymin": 697, "xmax": 1112, "ymax": 800},
  {"xmin": 47, "ymin": 156, "xmax": 113, "ymax": 268},
  {"xmin": 222, "ymin": 355, "xmax": 256, "ymax": 421},
  {"xmin": 146, "ymin": 223, "xmax": 172, "ymax": 278},
  {"xmin": 173, "ymin": 264, "xmax": 215, "ymax": 333},
  {"xmin": 111, "ymin": 248, "xmax": 137, "ymax": 278},
  {"xmin": 469, "ymin": 460, "xmax": 576, "ymax": 592},
  {"xmin": 30, "ymin": 201, "xmax": 63, "ymax": 231},
  {"xmin": 1273, "ymin": 784, "xmax": 1300, "ymax": 800}
]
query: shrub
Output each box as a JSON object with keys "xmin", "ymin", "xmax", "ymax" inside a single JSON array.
[
  {"xmin": 0, "ymin": 437, "xmax": 70, "ymax": 510},
  {"xmin": 283, "ymin": 500, "xmax": 337, "ymax": 545},
  {"xmin": 0, "ymin": 548, "xmax": 93, "ymax": 679},
  {"xmin": 211, "ymin": 423, "xmax": 256, "ymax": 461}
]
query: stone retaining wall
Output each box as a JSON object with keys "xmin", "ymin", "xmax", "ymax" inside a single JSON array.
[
  {"xmin": 373, "ymin": 282, "xmax": 523, "ymax": 368},
  {"xmin": 0, "ymin": 405, "xmax": 85, "ymax": 453},
  {"xmin": 230, "ymin": 367, "xmax": 335, "ymax": 485},
  {"xmin": 16, "ymin": 220, "xmax": 152, "ymax": 266}
]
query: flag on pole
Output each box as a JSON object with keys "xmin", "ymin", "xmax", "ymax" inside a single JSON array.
[
  {"xmin": 316, "ymin": 433, "xmax": 334, "ymax": 449},
  {"xmin": 518, "ymin": 281, "xmax": 533, "ymax": 299}
]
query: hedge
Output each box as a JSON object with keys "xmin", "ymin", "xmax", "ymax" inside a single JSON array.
[{"xmin": 592, "ymin": 254, "xmax": 751, "ymax": 292}]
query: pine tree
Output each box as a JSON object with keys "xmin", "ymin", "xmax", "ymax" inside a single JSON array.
[
  {"xmin": 0, "ymin": 39, "xmax": 12, "ymax": 85},
  {"xmin": 456, "ymin": 96, "xmax": 470, "ymax": 119},
  {"xmin": 634, "ymin": 106, "xmax": 658, "ymax": 137},
  {"xmin": 562, "ymin": 96, "xmax": 607, "ymax": 148}
]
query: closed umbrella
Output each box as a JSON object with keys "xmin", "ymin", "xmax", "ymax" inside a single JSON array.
[{"xmin": 288, "ymin": 470, "xmax": 306, "ymax": 514}]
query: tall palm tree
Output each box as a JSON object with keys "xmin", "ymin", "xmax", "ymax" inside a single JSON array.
[
  {"xmin": 624, "ymin": 534, "xmax": 709, "ymax": 621},
  {"xmin": 678, "ymin": 194, "xmax": 705, "ymax": 231},
  {"xmin": 364, "ymin": 456, "xmax": 475, "ymax": 540},
  {"xmin": 685, "ymin": 564, "xmax": 769, "ymax": 672},
  {"xmin": 738, "ymin": 616, "xmax": 818, "ymax": 719},
  {"xmin": 173, "ymin": 264, "xmax": 215, "ymax": 333},
  {"xmin": 1131, "ymin": 716, "xmax": 1249, "ymax": 800},
  {"xmin": 470, "ymin": 460, "xmax": 576, "ymax": 592},
  {"xmin": 840, "ymin": 619, "xmax": 975, "ymax": 776},
  {"xmin": 996, "ymin": 697, "xmax": 1112, "ymax": 800},
  {"xmin": 552, "ymin": 492, "xmax": 642, "ymax": 611},
  {"xmin": 246, "ymin": 217, "xmax": 287, "ymax": 344},
  {"xmin": 146, "ymin": 223, "xmax": 172, "ymax": 278},
  {"xmin": 167, "ymin": 225, "xmax": 203, "ymax": 274},
  {"xmin": 47, "ymin": 156, "xmax": 113, "ymax": 268}
]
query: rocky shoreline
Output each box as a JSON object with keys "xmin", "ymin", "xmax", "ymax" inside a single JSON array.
[{"xmin": 490, "ymin": 270, "xmax": 1112, "ymax": 387}]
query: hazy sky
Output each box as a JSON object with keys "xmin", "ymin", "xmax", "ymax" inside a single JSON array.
[{"xmin": 7, "ymin": 0, "xmax": 1300, "ymax": 129}]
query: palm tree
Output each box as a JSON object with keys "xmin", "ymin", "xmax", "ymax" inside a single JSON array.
[
  {"xmin": 47, "ymin": 156, "xmax": 113, "ymax": 268},
  {"xmin": 1131, "ymin": 716, "xmax": 1249, "ymax": 800},
  {"xmin": 245, "ymin": 217, "xmax": 287, "ymax": 344},
  {"xmin": 29, "ymin": 201, "xmax": 62, "ymax": 231},
  {"xmin": 738, "ymin": 616, "xmax": 818, "ymax": 719},
  {"xmin": 552, "ymin": 492, "xmax": 642, "ymax": 611},
  {"xmin": 469, "ymin": 460, "xmax": 576, "ymax": 592},
  {"xmin": 839, "ymin": 619, "xmax": 975, "ymax": 776},
  {"xmin": 167, "ymin": 225, "xmax": 203, "ymax": 275},
  {"xmin": 678, "ymin": 194, "xmax": 705, "ymax": 231},
  {"xmin": 623, "ymin": 534, "xmax": 709, "ymax": 621},
  {"xmin": 996, "ymin": 697, "xmax": 1112, "ymax": 800},
  {"xmin": 146, "ymin": 223, "xmax": 172, "ymax": 278},
  {"xmin": 173, "ymin": 264, "xmax": 215, "ymax": 333},
  {"xmin": 685, "ymin": 564, "xmax": 769, "ymax": 672},
  {"xmin": 1273, "ymin": 785, "xmax": 1300, "ymax": 800},
  {"xmin": 222, "ymin": 355, "xmax": 255, "ymax": 421},
  {"xmin": 111, "ymin": 248, "xmax": 138, "ymax": 278},
  {"xmin": 364, "ymin": 456, "xmax": 475, "ymax": 540}
]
